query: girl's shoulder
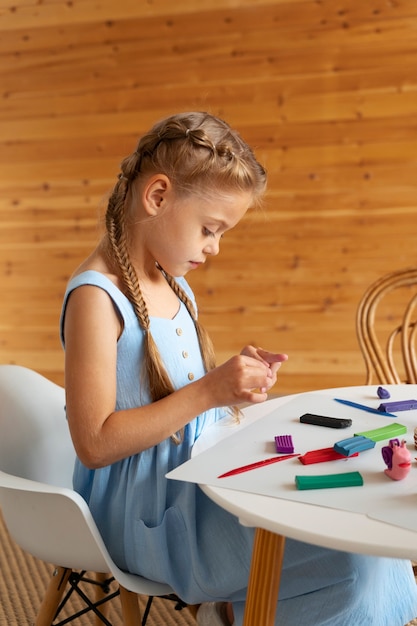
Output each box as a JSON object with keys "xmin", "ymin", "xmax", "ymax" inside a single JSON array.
[
  {"xmin": 66, "ymin": 268, "xmax": 122, "ymax": 292},
  {"xmin": 60, "ymin": 270, "xmax": 135, "ymax": 345},
  {"xmin": 64, "ymin": 270, "xmax": 130, "ymax": 308}
]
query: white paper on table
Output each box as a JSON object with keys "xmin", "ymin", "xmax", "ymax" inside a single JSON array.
[{"xmin": 166, "ymin": 393, "xmax": 417, "ymax": 532}]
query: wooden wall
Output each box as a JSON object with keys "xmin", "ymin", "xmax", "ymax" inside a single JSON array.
[{"xmin": 0, "ymin": 0, "xmax": 416, "ymax": 396}]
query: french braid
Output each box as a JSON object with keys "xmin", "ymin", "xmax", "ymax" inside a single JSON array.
[
  {"xmin": 105, "ymin": 156, "xmax": 176, "ymax": 402},
  {"xmin": 105, "ymin": 112, "xmax": 267, "ymax": 440}
]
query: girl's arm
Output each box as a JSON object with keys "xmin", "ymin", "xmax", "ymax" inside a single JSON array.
[{"xmin": 64, "ymin": 285, "xmax": 281, "ymax": 469}]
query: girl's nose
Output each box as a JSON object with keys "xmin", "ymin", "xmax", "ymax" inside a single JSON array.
[{"xmin": 203, "ymin": 239, "xmax": 220, "ymax": 256}]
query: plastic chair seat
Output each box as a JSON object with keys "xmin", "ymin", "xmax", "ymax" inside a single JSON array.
[{"xmin": 0, "ymin": 365, "xmax": 190, "ymax": 625}]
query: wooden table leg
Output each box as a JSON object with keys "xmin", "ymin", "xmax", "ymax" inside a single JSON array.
[{"xmin": 242, "ymin": 529, "xmax": 285, "ymax": 626}]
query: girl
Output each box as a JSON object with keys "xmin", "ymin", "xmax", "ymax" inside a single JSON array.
[{"xmin": 61, "ymin": 112, "xmax": 417, "ymax": 626}]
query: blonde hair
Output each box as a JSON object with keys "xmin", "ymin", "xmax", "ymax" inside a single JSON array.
[{"xmin": 105, "ymin": 112, "xmax": 267, "ymax": 438}]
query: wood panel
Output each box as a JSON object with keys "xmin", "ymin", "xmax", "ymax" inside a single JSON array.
[{"xmin": 0, "ymin": 0, "xmax": 416, "ymax": 395}]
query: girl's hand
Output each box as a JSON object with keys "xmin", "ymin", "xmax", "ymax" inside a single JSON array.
[
  {"xmin": 240, "ymin": 346, "xmax": 288, "ymax": 393},
  {"xmin": 204, "ymin": 348, "xmax": 288, "ymax": 406}
]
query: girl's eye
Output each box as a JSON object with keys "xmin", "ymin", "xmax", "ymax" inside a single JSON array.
[{"xmin": 203, "ymin": 227, "xmax": 215, "ymax": 238}]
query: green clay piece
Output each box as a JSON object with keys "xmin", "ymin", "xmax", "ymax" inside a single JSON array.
[
  {"xmin": 354, "ymin": 423, "xmax": 407, "ymax": 442},
  {"xmin": 295, "ymin": 471, "xmax": 364, "ymax": 491}
]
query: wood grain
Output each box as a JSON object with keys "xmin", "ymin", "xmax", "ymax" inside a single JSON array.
[{"xmin": 0, "ymin": 0, "xmax": 416, "ymax": 395}]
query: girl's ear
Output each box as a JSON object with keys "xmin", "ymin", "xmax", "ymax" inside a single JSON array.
[{"xmin": 142, "ymin": 174, "xmax": 172, "ymax": 217}]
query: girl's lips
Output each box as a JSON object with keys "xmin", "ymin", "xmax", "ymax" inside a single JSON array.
[{"xmin": 189, "ymin": 261, "xmax": 203, "ymax": 269}]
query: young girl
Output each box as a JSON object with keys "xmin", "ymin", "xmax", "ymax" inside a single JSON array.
[{"xmin": 61, "ymin": 112, "xmax": 417, "ymax": 626}]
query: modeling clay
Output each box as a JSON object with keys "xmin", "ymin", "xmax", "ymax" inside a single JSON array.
[
  {"xmin": 295, "ymin": 471, "xmax": 363, "ymax": 490},
  {"xmin": 378, "ymin": 400, "xmax": 417, "ymax": 412},
  {"xmin": 381, "ymin": 438, "xmax": 411, "ymax": 480},
  {"xmin": 274, "ymin": 435, "xmax": 294, "ymax": 454},
  {"xmin": 298, "ymin": 447, "xmax": 359, "ymax": 465},
  {"xmin": 300, "ymin": 414, "xmax": 352, "ymax": 429},
  {"xmin": 354, "ymin": 423, "xmax": 407, "ymax": 442},
  {"xmin": 377, "ymin": 386, "xmax": 391, "ymax": 399},
  {"xmin": 333, "ymin": 436, "xmax": 375, "ymax": 457}
]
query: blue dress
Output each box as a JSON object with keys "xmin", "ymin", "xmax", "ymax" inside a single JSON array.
[{"xmin": 61, "ymin": 270, "xmax": 417, "ymax": 626}]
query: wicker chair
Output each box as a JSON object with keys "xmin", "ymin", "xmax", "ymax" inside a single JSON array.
[{"xmin": 356, "ymin": 268, "xmax": 417, "ymax": 385}]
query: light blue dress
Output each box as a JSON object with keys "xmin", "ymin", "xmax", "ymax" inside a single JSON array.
[{"xmin": 61, "ymin": 270, "xmax": 417, "ymax": 626}]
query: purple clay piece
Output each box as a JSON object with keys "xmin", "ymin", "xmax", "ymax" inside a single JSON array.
[
  {"xmin": 378, "ymin": 400, "xmax": 417, "ymax": 413},
  {"xmin": 377, "ymin": 386, "xmax": 391, "ymax": 399},
  {"xmin": 275, "ymin": 434, "xmax": 294, "ymax": 454}
]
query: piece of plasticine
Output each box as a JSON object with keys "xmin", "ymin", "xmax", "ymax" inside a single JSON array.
[
  {"xmin": 295, "ymin": 471, "xmax": 363, "ymax": 490},
  {"xmin": 298, "ymin": 447, "xmax": 359, "ymax": 465},
  {"xmin": 354, "ymin": 423, "xmax": 407, "ymax": 442},
  {"xmin": 378, "ymin": 400, "xmax": 417, "ymax": 412},
  {"xmin": 333, "ymin": 436, "xmax": 375, "ymax": 456},
  {"xmin": 377, "ymin": 386, "xmax": 391, "ymax": 399},
  {"xmin": 275, "ymin": 434, "xmax": 294, "ymax": 454}
]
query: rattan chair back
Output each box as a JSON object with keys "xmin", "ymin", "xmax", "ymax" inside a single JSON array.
[{"xmin": 356, "ymin": 268, "xmax": 417, "ymax": 385}]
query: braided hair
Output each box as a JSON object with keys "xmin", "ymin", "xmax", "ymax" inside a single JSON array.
[{"xmin": 105, "ymin": 112, "xmax": 267, "ymax": 439}]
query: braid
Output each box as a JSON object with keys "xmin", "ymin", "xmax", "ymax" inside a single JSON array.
[
  {"xmin": 133, "ymin": 112, "xmax": 266, "ymax": 201},
  {"xmin": 104, "ymin": 112, "xmax": 265, "ymax": 435},
  {"xmin": 105, "ymin": 161, "xmax": 177, "ymax": 410},
  {"xmin": 106, "ymin": 176, "xmax": 149, "ymax": 331}
]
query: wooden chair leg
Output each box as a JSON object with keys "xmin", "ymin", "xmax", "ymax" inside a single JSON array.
[
  {"xmin": 187, "ymin": 604, "xmax": 200, "ymax": 619},
  {"xmin": 242, "ymin": 529, "xmax": 285, "ymax": 626},
  {"xmin": 119, "ymin": 585, "xmax": 142, "ymax": 626},
  {"xmin": 35, "ymin": 566, "xmax": 72, "ymax": 626}
]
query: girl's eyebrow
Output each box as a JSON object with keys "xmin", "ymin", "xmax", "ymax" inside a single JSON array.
[{"xmin": 206, "ymin": 218, "xmax": 228, "ymax": 229}]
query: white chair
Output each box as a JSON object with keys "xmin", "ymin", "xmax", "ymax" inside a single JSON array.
[{"xmin": 0, "ymin": 364, "xmax": 190, "ymax": 625}]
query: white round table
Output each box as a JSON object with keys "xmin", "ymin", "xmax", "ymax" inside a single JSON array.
[{"xmin": 193, "ymin": 385, "xmax": 417, "ymax": 626}]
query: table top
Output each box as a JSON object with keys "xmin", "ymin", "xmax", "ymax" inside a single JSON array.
[{"xmin": 190, "ymin": 385, "xmax": 417, "ymax": 561}]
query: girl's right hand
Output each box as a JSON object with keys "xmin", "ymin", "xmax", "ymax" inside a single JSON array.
[{"xmin": 204, "ymin": 351, "xmax": 286, "ymax": 407}]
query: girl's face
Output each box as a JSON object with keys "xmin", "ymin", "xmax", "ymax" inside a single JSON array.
[{"xmin": 144, "ymin": 188, "xmax": 252, "ymax": 277}]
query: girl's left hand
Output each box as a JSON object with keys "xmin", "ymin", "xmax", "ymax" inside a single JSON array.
[{"xmin": 240, "ymin": 346, "xmax": 288, "ymax": 392}]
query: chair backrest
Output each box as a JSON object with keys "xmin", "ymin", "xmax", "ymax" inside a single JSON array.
[
  {"xmin": 0, "ymin": 365, "xmax": 111, "ymax": 571},
  {"xmin": 356, "ymin": 268, "xmax": 417, "ymax": 385},
  {"xmin": 0, "ymin": 365, "xmax": 173, "ymax": 594},
  {"xmin": 0, "ymin": 364, "xmax": 75, "ymax": 487}
]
